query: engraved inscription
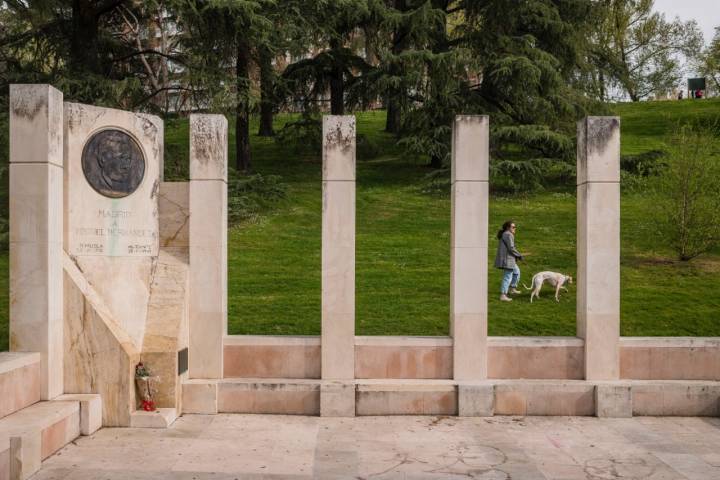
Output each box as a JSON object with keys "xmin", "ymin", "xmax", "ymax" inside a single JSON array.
[
  {"xmin": 82, "ymin": 129, "xmax": 145, "ymax": 198},
  {"xmin": 73, "ymin": 209, "xmax": 156, "ymax": 255}
]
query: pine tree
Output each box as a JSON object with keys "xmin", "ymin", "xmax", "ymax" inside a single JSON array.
[
  {"xmin": 179, "ymin": 0, "xmax": 271, "ymax": 172},
  {"xmin": 398, "ymin": 0, "xmax": 594, "ymax": 186},
  {"xmin": 283, "ymin": 0, "xmax": 371, "ymax": 115}
]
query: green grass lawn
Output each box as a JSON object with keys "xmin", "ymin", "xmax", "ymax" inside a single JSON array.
[
  {"xmin": 225, "ymin": 103, "xmax": 720, "ymax": 337},
  {"xmin": 1, "ymin": 99, "xmax": 719, "ymax": 350}
]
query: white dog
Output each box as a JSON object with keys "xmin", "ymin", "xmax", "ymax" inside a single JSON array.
[{"xmin": 523, "ymin": 271, "xmax": 573, "ymax": 303}]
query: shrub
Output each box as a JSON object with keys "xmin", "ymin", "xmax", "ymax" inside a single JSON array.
[
  {"xmin": 650, "ymin": 125, "xmax": 720, "ymax": 261},
  {"xmin": 419, "ymin": 168, "xmax": 450, "ymax": 196},
  {"xmin": 620, "ymin": 150, "xmax": 667, "ymax": 177},
  {"xmin": 490, "ymin": 158, "xmax": 576, "ymax": 193},
  {"xmin": 275, "ymin": 115, "xmax": 321, "ymax": 155},
  {"xmin": 228, "ymin": 171, "xmax": 287, "ymax": 226},
  {"xmin": 357, "ymin": 134, "xmax": 380, "ymax": 160}
]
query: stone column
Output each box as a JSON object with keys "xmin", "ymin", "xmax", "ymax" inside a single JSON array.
[
  {"xmin": 577, "ymin": 117, "xmax": 621, "ymax": 381},
  {"xmin": 9, "ymin": 84, "xmax": 64, "ymax": 400},
  {"xmin": 451, "ymin": 115, "xmax": 489, "ymax": 381},
  {"xmin": 189, "ymin": 115, "xmax": 228, "ymax": 379},
  {"xmin": 321, "ymin": 116, "xmax": 356, "ymax": 416}
]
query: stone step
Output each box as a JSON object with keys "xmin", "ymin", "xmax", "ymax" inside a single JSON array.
[
  {"xmin": 355, "ymin": 380, "xmax": 457, "ymax": 416},
  {"xmin": 631, "ymin": 380, "xmax": 720, "ymax": 416},
  {"xmin": 0, "ymin": 352, "xmax": 41, "ymax": 420},
  {"xmin": 183, "ymin": 378, "xmax": 321, "ymax": 415},
  {"xmin": 181, "ymin": 379, "xmax": 720, "ymax": 419},
  {"xmin": 0, "ymin": 400, "xmax": 80, "ymax": 480},
  {"xmin": 492, "ymin": 380, "xmax": 597, "ymax": 416},
  {"xmin": 130, "ymin": 408, "xmax": 178, "ymax": 428}
]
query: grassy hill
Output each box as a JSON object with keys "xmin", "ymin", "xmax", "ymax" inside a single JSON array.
[{"xmin": 1, "ymin": 99, "xmax": 719, "ymax": 350}]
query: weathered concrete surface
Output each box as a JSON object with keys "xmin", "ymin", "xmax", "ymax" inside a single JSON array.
[{"xmin": 34, "ymin": 414, "xmax": 720, "ymax": 479}]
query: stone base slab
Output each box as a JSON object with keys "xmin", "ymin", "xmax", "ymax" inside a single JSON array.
[
  {"xmin": 177, "ymin": 378, "xmax": 720, "ymax": 418},
  {"xmin": 595, "ymin": 382, "xmax": 632, "ymax": 418},
  {"xmin": 632, "ymin": 381, "xmax": 720, "ymax": 416},
  {"xmin": 182, "ymin": 380, "xmax": 219, "ymax": 414},
  {"xmin": 320, "ymin": 381, "xmax": 355, "ymax": 417},
  {"xmin": 494, "ymin": 380, "xmax": 596, "ymax": 416},
  {"xmin": 458, "ymin": 383, "xmax": 494, "ymax": 417},
  {"xmin": 218, "ymin": 379, "xmax": 320, "ymax": 415},
  {"xmin": 130, "ymin": 408, "xmax": 178, "ymax": 428}
]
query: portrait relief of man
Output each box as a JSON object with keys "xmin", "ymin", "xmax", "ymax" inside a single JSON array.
[{"xmin": 82, "ymin": 129, "xmax": 145, "ymax": 198}]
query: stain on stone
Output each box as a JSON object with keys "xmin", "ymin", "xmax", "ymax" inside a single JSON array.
[
  {"xmin": 150, "ymin": 179, "xmax": 160, "ymax": 200},
  {"xmin": 586, "ymin": 117, "xmax": 619, "ymax": 157},
  {"xmin": 11, "ymin": 90, "xmax": 46, "ymax": 120},
  {"xmin": 324, "ymin": 120, "xmax": 355, "ymax": 155},
  {"xmin": 191, "ymin": 116, "xmax": 227, "ymax": 176},
  {"xmin": 66, "ymin": 103, "xmax": 106, "ymax": 134}
]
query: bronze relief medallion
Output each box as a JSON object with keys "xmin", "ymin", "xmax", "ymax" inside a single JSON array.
[{"xmin": 82, "ymin": 129, "xmax": 145, "ymax": 198}]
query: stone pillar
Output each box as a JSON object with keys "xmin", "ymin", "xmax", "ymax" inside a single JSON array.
[
  {"xmin": 189, "ymin": 115, "xmax": 228, "ymax": 379},
  {"xmin": 9, "ymin": 84, "xmax": 64, "ymax": 400},
  {"xmin": 451, "ymin": 115, "xmax": 489, "ymax": 381},
  {"xmin": 577, "ymin": 117, "xmax": 621, "ymax": 381},
  {"xmin": 321, "ymin": 116, "xmax": 356, "ymax": 416}
]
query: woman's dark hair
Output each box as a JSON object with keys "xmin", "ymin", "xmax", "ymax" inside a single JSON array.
[{"xmin": 496, "ymin": 220, "xmax": 514, "ymax": 239}]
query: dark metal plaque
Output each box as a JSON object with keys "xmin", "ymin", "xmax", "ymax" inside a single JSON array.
[
  {"xmin": 177, "ymin": 348, "xmax": 188, "ymax": 375},
  {"xmin": 82, "ymin": 129, "xmax": 145, "ymax": 198}
]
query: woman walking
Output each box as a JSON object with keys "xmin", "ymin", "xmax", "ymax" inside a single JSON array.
[{"xmin": 494, "ymin": 220, "xmax": 524, "ymax": 302}]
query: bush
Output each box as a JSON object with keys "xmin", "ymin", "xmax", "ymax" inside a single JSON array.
[
  {"xmin": 228, "ymin": 171, "xmax": 287, "ymax": 226},
  {"xmin": 275, "ymin": 115, "xmax": 321, "ymax": 155},
  {"xmin": 418, "ymin": 168, "xmax": 450, "ymax": 196},
  {"xmin": 490, "ymin": 158, "xmax": 576, "ymax": 193},
  {"xmin": 357, "ymin": 134, "xmax": 380, "ymax": 160},
  {"xmin": 621, "ymin": 150, "xmax": 667, "ymax": 176},
  {"xmin": 650, "ymin": 125, "xmax": 720, "ymax": 261}
]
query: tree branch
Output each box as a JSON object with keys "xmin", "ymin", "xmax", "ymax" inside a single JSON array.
[{"xmin": 94, "ymin": 0, "xmax": 128, "ymax": 17}]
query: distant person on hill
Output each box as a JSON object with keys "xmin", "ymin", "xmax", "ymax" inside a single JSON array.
[
  {"xmin": 691, "ymin": 90, "xmax": 695, "ymax": 99},
  {"xmin": 696, "ymin": 89, "xmax": 703, "ymax": 99},
  {"xmin": 494, "ymin": 220, "xmax": 524, "ymax": 302}
]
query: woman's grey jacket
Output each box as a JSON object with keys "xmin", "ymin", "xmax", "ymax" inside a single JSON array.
[{"xmin": 494, "ymin": 231, "xmax": 523, "ymax": 269}]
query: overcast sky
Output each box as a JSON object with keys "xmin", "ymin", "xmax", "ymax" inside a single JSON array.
[{"xmin": 654, "ymin": 0, "xmax": 718, "ymax": 45}]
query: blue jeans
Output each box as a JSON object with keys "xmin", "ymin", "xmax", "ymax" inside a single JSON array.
[{"xmin": 501, "ymin": 265, "xmax": 520, "ymax": 294}]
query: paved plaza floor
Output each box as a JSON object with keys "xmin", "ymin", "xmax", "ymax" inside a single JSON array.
[{"xmin": 33, "ymin": 414, "xmax": 720, "ymax": 479}]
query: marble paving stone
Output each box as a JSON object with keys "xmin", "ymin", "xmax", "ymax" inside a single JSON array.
[{"xmin": 32, "ymin": 415, "xmax": 720, "ymax": 479}]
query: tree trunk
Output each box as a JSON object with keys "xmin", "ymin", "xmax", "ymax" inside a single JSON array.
[
  {"xmin": 385, "ymin": 0, "xmax": 407, "ymax": 133},
  {"xmin": 258, "ymin": 46, "xmax": 275, "ymax": 137},
  {"xmin": 385, "ymin": 98, "xmax": 402, "ymax": 133},
  {"xmin": 430, "ymin": 154, "xmax": 443, "ymax": 169},
  {"xmin": 329, "ymin": 39, "xmax": 344, "ymax": 115},
  {"xmin": 236, "ymin": 39, "xmax": 252, "ymax": 172},
  {"xmin": 70, "ymin": 0, "xmax": 101, "ymax": 74}
]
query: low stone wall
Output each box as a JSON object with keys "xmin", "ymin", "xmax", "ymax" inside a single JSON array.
[
  {"xmin": 620, "ymin": 337, "xmax": 720, "ymax": 381},
  {"xmin": 488, "ymin": 337, "xmax": 585, "ymax": 380},
  {"xmin": 355, "ymin": 337, "xmax": 452, "ymax": 379},
  {"xmin": 223, "ymin": 336, "xmax": 321, "ymax": 379},
  {"xmin": 223, "ymin": 335, "xmax": 720, "ymax": 381}
]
